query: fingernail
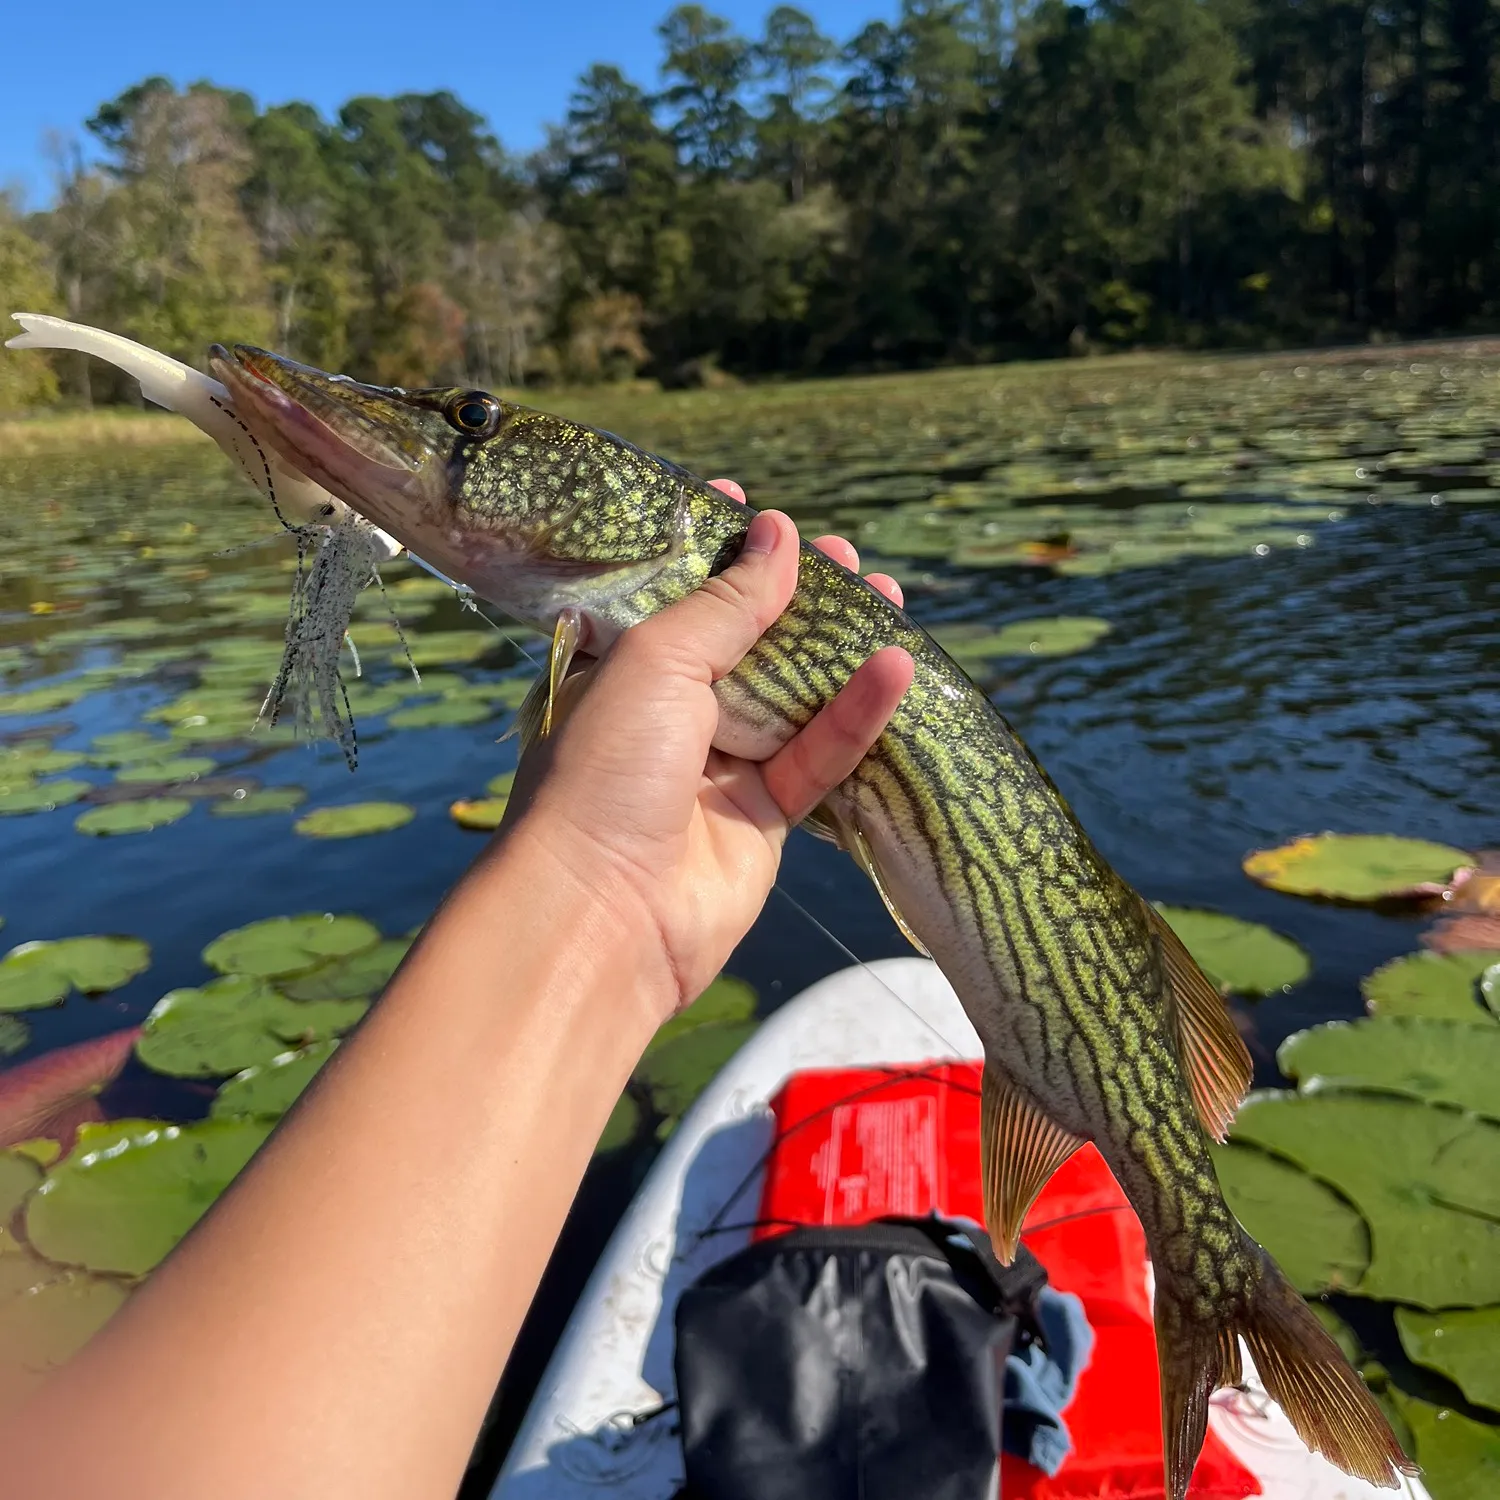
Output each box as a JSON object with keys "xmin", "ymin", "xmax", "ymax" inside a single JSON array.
[{"xmin": 743, "ymin": 512, "xmax": 779, "ymax": 555}]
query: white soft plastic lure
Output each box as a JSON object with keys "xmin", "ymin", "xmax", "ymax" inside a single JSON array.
[{"xmin": 5, "ymin": 312, "xmax": 405, "ymax": 558}]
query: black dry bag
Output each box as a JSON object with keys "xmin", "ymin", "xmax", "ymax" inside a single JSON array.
[{"xmin": 673, "ymin": 1215, "xmax": 1048, "ymax": 1500}]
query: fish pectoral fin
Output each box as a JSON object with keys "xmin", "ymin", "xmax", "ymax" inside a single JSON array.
[
  {"xmin": 980, "ymin": 1064, "xmax": 1084, "ymax": 1265},
  {"xmin": 1145, "ymin": 901, "xmax": 1253, "ymax": 1143},
  {"xmin": 799, "ymin": 802, "xmax": 843, "ymax": 846},
  {"xmin": 502, "ymin": 610, "xmax": 583, "ymax": 752},
  {"xmin": 799, "ymin": 803, "xmax": 930, "ymax": 958}
]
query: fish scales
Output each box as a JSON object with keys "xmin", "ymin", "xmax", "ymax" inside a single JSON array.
[{"xmin": 203, "ymin": 343, "xmax": 1415, "ymax": 1500}]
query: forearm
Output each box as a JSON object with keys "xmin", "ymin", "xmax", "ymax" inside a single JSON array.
[{"xmin": 2, "ymin": 829, "xmax": 662, "ymax": 1500}]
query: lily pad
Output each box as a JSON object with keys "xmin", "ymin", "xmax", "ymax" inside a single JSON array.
[
  {"xmin": 1243, "ymin": 834, "xmax": 1473, "ymax": 903},
  {"xmin": 0, "ymin": 747, "xmax": 86, "ymax": 775},
  {"xmin": 486, "ymin": 769, "xmax": 517, "ymax": 798},
  {"xmin": 1363, "ymin": 951, "xmax": 1500, "ymax": 1023},
  {"xmin": 208, "ymin": 786, "xmax": 308, "ymax": 818},
  {"xmin": 1390, "ymin": 1390, "xmax": 1500, "ymax": 1500},
  {"xmin": 75, "ymin": 797, "xmax": 193, "ymax": 835},
  {"xmin": 203, "ymin": 913, "xmax": 380, "ymax": 978},
  {"xmin": 279, "ymin": 938, "xmax": 409, "ymax": 1001},
  {"xmin": 929, "ymin": 615, "xmax": 1112, "ymax": 664},
  {"xmin": 294, "ymin": 802, "xmax": 415, "ymax": 839},
  {"xmin": 0, "ymin": 1262, "xmax": 129, "ymax": 1404},
  {"xmin": 0, "ymin": 1150, "xmax": 43, "ymax": 1218},
  {"xmin": 1396, "ymin": 1307, "xmax": 1500, "ymax": 1413},
  {"xmin": 449, "ymin": 797, "xmax": 510, "ymax": 831},
  {"xmin": 634, "ymin": 1020, "xmax": 758, "ymax": 1119},
  {"xmin": 1210, "ymin": 1141, "xmax": 1369, "ymax": 1294},
  {"xmin": 1155, "ymin": 906, "xmax": 1310, "ymax": 996},
  {"xmin": 137, "ymin": 975, "xmax": 368, "ymax": 1077},
  {"xmin": 390, "ymin": 630, "xmax": 496, "ymax": 666},
  {"xmin": 0, "ymin": 935, "xmax": 151, "ymax": 1012},
  {"xmin": 0, "ymin": 779, "xmax": 91, "ymax": 815},
  {"xmin": 210, "ymin": 1041, "xmax": 339, "ymax": 1120},
  {"xmin": 388, "ymin": 698, "xmax": 493, "ymax": 729},
  {"xmin": 648, "ymin": 974, "xmax": 759, "ymax": 1053},
  {"xmin": 1278, "ymin": 1017, "xmax": 1500, "ymax": 1120},
  {"xmin": 112, "ymin": 755, "xmax": 216, "ymax": 784},
  {"xmin": 596, "ymin": 1092, "xmax": 641, "ymax": 1154},
  {"xmin": 25, "ymin": 1117, "xmax": 275, "ymax": 1275},
  {"xmin": 1230, "ymin": 1092, "xmax": 1500, "ymax": 1308},
  {"xmin": 0, "ymin": 1015, "xmax": 28, "ymax": 1057}
]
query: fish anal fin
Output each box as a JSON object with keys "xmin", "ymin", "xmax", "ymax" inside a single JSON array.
[
  {"xmin": 1145, "ymin": 902, "xmax": 1253, "ymax": 1142},
  {"xmin": 979, "ymin": 1063, "xmax": 1084, "ymax": 1265},
  {"xmin": 846, "ymin": 814, "xmax": 931, "ymax": 958}
]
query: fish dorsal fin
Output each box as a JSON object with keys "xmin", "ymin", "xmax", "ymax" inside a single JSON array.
[
  {"xmin": 806, "ymin": 803, "xmax": 931, "ymax": 958},
  {"xmin": 1144, "ymin": 902, "xmax": 1253, "ymax": 1142},
  {"xmin": 980, "ymin": 1063, "xmax": 1084, "ymax": 1264},
  {"xmin": 503, "ymin": 610, "xmax": 583, "ymax": 752}
]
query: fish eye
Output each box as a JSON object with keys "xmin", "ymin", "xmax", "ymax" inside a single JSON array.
[{"xmin": 446, "ymin": 392, "xmax": 499, "ymax": 436}]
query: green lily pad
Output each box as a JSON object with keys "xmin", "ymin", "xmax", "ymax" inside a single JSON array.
[
  {"xmin": 648, "ymin": 974, "xmax": 759, "ymax": 1053},
  {"xmin": 1390, "ymin": 1389, "xmax": 1500, "ymax": 1500},
  {"xmin": 1278, "ymin": 1018, "xmax": 1500, "ymax": 1120},
  {"xmin": 485, "ymin": 770, "xmax": 517, "ymax": 798},
  {"xmin": 449, "ymin": 797, "xmax": 509, "ymax": 831},
  {"xmin": 0, "ymin": 1015, "xmax": 28, "ymax": 1057},
  {"xmin": 279, "ymin": 938, "xmax": 409, "ymax": 1001},
  {"xmin": 391, "ymin": 630, "xmax": 496, "ymax": 666},
  {"xmin": 208, "ymin": 786, "xmax": 308, "ymax": 818},
  {"xmin": 1210, "ymin": 1141, "xmax": 1369, "ymax": 1294},
  {"xmin": 928, "ymin": 615, "xmax": 1112, "ymax": 663},
  {"xmin": 210, "ymin": 1041, "xmax": 339, "ymax": 1120},
  {"xmin": 1155, "ymin": 906, "xmax": 1310, "ymax": 996},
  {"xmin": 75, "ymin": 797, "xmax": 193, "ymax": 835},
  {"xmin": 1396, "ymin": 1306, "xmax": 1500, "ymax": 1413},
  {"xmin": 0, "ymin": 1261, "xmax": 129, "ymax": 1403},
  {"xmin": 0, "ymin": 682, "xmax": 91, "ymax": 716},
  {"xmin": 1230, "ymin": 1092, "xmax": 1500, "ymax": 1307},
  {"xmin": 1482, "ymin": 964, "xmax": 1500, "ymax": 1019},
  {"xmin": 293, "ymin": 802, "xmax": 415, "ymax": 839},
  {"xmin": 1243, "ymin": 834, "xmax": 1473, "ymax": 902},
  {"xmin": 0, "ymin": 778, "xmax": 92, "ymax": 814},
  {"xmin": 388, "ymin": 698, "xmax": 493, "ymax": 729},
  {"xmin": 0, "ymin": 1150, "xmax": 43, "ymax": 1218},
  {"xmin": 634, "ymin": 1021, "xmax": 758, "ymax": 1118},
  {"xmin": 0, "ymin": 747, "xmax": 86, "ymax": 775},
  {"xmin": 0, "ymin": 935, "xmax": 151, "ymax": 1012},
  {"xmin": 112, "ymin": 755, "xmax": 216, "ymax": 784},
  {"xmin": 25, "ymin": 1117, "xmax": 275, "ymax": 1275},
  {"xmin": 85, "ymin": 729, "xmax": 177, "ymax": 765},
  {"xmin": 203, "ymin": 913, "xmax": 380, "ymax": 978},
  {"xmin": 1363, "ymin": 951, "xmax": 1500, "ymax": 1023},
  {"xmin": 596, "ymin": 1092, "xmax": 641, "ymax": 1154},
  {"xmin": 136, "ymin": 976, "xmax": 368, "ymax": 1078}
]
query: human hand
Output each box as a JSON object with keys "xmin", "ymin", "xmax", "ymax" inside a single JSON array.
[{"xmin": 500, "ymin": 481, "xmax": 914, "ymax": 1024}]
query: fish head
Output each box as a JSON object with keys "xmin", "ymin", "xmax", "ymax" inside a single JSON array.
[{"xmin": 210, "ymin": 344, "xmax": 704, "ymax": 635}]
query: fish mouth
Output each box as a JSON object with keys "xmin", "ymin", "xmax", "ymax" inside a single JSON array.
[{"xmin": 208, "ymin": 345, "xmax": 436, "ymax": 533}]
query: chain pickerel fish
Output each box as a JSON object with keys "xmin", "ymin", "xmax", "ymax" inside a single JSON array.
[{"xmin": 198, "ymin": 345, "xmax": 1409, "ymax": 1497}]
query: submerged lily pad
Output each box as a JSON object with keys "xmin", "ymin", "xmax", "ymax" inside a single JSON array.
[
  {"xmin": 1363, "ymin": 951, "xmax": 1500, "ymax": 1023},
  {"xmin": 1278, "ymin": 1017, "xmax": 1500, "ymax": 1120},
  {"xmin": 929, "ymin": 615, "xmax": 1112, "ymax": 664},
  {"xmin": 0, "ymin": 1150, "xmax": 43, "ymax": 1218},
  {"xmin": 210, "ymin": 1041, "xmax": 339, "ymax": 1120},
  {"xmin": 1155, "ymin": 906, "xmax": 1309, "ymax": 996},
  {"xmin": 1211, "ymin": 1142, "xmax": 1369, "ymax": 1293},
  {"xmin": 0, "ymin": 1260, "xmax": 129, "ymax": 1403},
  {"xmin": 1243, "ymin": 834, "xmax": 1473, "ymax": 903},
  {"xmin": 203, "ymin": 913, "xmax": 379, "ymax": 978},
  {"xmin": 75, "ymin": 797, "xmax": 192, "ymax": 835},
  {"xmin": 136, "ymin": 975, "xmax": 368, "ymax": 1077},
  {"xmin": 0, "ymin": 1015, "xmax": 28, "ymax": 1057},
  {"xmin": 596, "ymin": 1092, "xmax": 641, "ymax": 1154},
  {"xmin": 1396, "ymin": 1306, "xmax": 1500, "ymax": 1413},
  {"xmin": 0, "ymin": 935, "xmax": 151, "ymax": 1012},
  {"xmin": 0, "ymin": 779, "xmax": 91, "ymax": 815},
  {"xmin": 293, "ymin": 802, "xmax": 415, "ymax": 839},
  {"xmin": 208, "ymin": 786, "xmax": 308, "ymax": 818},
  {"xmin": 634, "ymin": 1021, "xmax": 758, "ymax": 1119},
  {"xmin": 25, "ymin": 1117, "xmax": 275, "ymax": 1275},
  {"xmin": 1230, "ymin": 1092, "xmax": 1500, "ymax": 1307},
  {"xmin": 279, "ymin": 938, "xmax": 409, "ymax": 1001}
]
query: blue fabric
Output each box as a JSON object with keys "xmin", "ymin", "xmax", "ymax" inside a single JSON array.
[{"xmin": 1001, "ymin": 1287, "xmax": 1095, "ymax": 1476}]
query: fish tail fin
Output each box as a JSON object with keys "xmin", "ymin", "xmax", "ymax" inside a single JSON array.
[{"xmin": 1155, "ymin": 1240, "xmax": 1417, "ymax": 1500}]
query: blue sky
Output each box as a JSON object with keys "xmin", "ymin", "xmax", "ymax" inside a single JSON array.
[{"xmin": 2, "ymin": 0, "xmax": 896, "ymax": 208}]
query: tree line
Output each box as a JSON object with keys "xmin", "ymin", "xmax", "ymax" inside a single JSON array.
[{"xmin": 4, "ymin": 0, "xmax": 1499, "ymax": 410}]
